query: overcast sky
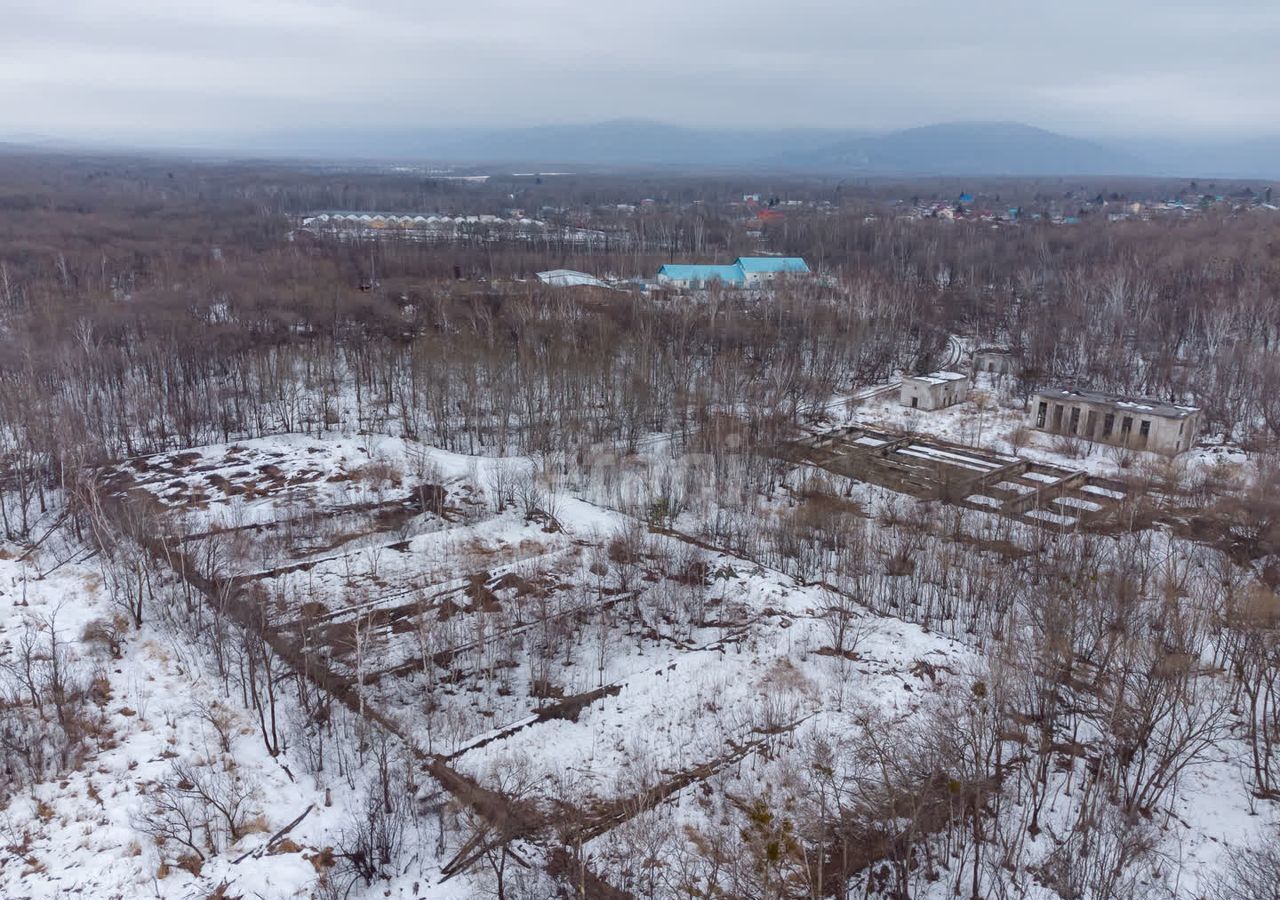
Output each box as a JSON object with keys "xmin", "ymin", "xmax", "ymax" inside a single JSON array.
[{"xmin": 2, "ymin": 0, "xmax": 1278, "ymax": 144}]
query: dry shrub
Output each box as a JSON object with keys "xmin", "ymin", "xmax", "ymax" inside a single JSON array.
[
  {"xmin": 308, "ymin": 847, "xmax": 336, "ymax": 871},
  {"xmin": 1230, "ymin": 583, "xmax": 1280, "ymax": 628},
  {"xmin": 1051, "ymin": 433, "xmax": 1087, "ymax": 459},
  {"xmin": 351, "ymin": 459, "xmax": 403, "ymax": 490},
  {"xmin": 758, "ymin": 656, "xmax": 814, "ymax": 694},
  {"xmin": 794, "ymin": 487, "xmax": 865, "ymax": 522},
  {"xmin": 885, "ymin": 551, "xmax": 916, "ymax": 577},
  {"xmin": 88, "ymin": 673, "xmax": 113, "ymax": 706},
  {"xmin": 1106, "ymin": 441, "xmax": 1137, "ymax": 469},
  {"xmin": 608, "ymin": 533, "xmax": 643, "ymax": 566},
  {"xmin": 1008, "ymin": 424, "xmax": 1032, "ymax": 451},
  {"xmin": 81, "ymin": 617, "xmax": 126, "ymax": 658},
  {"xmin": 240, "ymin": 813, "xmax": 270, "ymax": 835}
]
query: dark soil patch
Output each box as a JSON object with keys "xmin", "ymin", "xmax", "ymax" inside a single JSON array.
[
  {"xmin": 814, "ymin": 645, "xmax": 861, "ymax": 661},
  {"xmin": 465, "ymin": 573, "xmax": 502, "ymax": 612},
  {"xmin": 491, "ymin": 572, "xmax": 539, "ymax": 595}
]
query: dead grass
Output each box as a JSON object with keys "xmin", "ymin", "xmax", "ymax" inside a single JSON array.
[
  {"xmin": 240, "ymin": 813, "xmax": 270, "ymax": 835},
  {"xmin": 351, "ymin": 459, "xmax": 403, "ymax": 489},
  {"xmin": 307, "ymin": 847, "xmax": 336, "ymax": 871}
]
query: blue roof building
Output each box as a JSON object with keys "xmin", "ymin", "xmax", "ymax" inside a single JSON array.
[
  {"xmin": 656, "ymin": 256, "xmax": 809, "ymax": 288},
  {"xmin": 736, "ymin": 257, "xmax": 810, "ymax": 275},
  {"xmin": 656, "ymin": 264, "xmax": 746, "ymax": 286}
]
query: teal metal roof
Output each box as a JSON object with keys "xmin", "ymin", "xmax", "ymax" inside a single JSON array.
[
  {"xmin": 657, "ymin": 264, "xmax": 746, "ymax": 285},
  {"xmin": 656, "ymin": 256, "xmax": 810, "ymax": 286},
  {"xmin": 736, "ymin": 256, "xmax": 810, "ymax": 274}
]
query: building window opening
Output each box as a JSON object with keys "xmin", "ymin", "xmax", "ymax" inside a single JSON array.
[{"xmin": 1037, "ymin": 401, "xmax": 1047, "ymax": 428}]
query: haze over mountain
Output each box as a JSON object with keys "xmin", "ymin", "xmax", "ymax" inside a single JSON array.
[
  {"xmin": 223, "ymin": 119, "xmax": 1278, "ymax": 179},
  {"xmin": 230, "ymin": 120, "xmax": 866, "ymax": 169},
  {"xmin": 5, "ymin": 119, "xmax": 1278, "ymax": 180},
  {"xmin": 777, "ymin": 123, "xmax": 1146, "ymax": 177},
  {"xmin": 4, "ymin": 0, "xmax": 1275, "ymax": 178}
]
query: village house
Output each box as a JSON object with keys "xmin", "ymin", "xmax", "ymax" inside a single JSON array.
[
  {"xmin": 900, "ymin": 372, "xmax": 969, "ymax": 410},
  {"xmin": 1028, "ymin": 388, "xmax": 1201, "ymax": 455}
]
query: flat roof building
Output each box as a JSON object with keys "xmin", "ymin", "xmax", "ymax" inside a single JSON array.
[
  {"xmin": 656, "ymin": 264, "xmax": 746, "ymax": 288},
  {"xmin": 736, "ymin": 257, "xmax": 810, "ymax": 283},
  {"xmin": 901, "ymin": 371, "xmax": 969, "ymax": 410},
  {"xmin": 536, "ymin": 269, "xmax": 607, "ymax": 288},
  {"xmin": 656, "ymin": 256, "xmax": 809, "ymax": 288},
  {"xmin": 972, "ymin": 348, "xmax": 1021, "ymax": 377},
  {"xmin": 1029, "ymin": 388, "xmax": 1200, "ymax": 455}
]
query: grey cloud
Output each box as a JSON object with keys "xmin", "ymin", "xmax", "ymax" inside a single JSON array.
[{"xmin": 1, "ymin": 0, "xmax": 1277, "ymax": 144}]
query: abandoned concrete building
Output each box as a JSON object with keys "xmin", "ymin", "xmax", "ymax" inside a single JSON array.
[
  {"xmin": 901, "ymin": 372, "xmax": 970, "ymax": 410},
  {"xmin": 1029, "ymin": 388, "xmax": 1201, "ymax": 455},
  {"xmin": 972, "ymin": 348, "xmax": 1021, "ymax": 376}
]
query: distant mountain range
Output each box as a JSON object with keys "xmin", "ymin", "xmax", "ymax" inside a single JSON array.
[
  {"xmin": 5, "ymin": 119, "xmax": 1279, "ymax": 179},
  {"xmin": 776, "ymin": 122, "xmax": 1145, "ymax": 177},
  {"xmin": 242, "ymin": 119, "xmax": 1278, "ymax": 179},
  {"xmin": 230, "ymin": 119, "xmax": 866, "ymax": 169}
]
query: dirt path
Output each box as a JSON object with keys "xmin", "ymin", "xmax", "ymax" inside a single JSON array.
[{"xmin": 563, "ymin": 714, "xmax": 814, "ymax": 846}]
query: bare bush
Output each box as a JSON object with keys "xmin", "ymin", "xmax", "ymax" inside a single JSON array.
[{"xmin": 137, "ymin": 760, "xmax": 257, "ymax": 862}]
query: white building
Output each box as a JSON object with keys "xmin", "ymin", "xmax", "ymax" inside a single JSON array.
[
  {"xmin": 536, "ymin": 270, "xmax": 607, "ymax": 288},
  {"xmin": 972, "ymin": 348, "xmax": 1021, "ymax": 376},
  {"xmin": 900, "ymin": 372, "xmax": 970, "ymax": 410}
]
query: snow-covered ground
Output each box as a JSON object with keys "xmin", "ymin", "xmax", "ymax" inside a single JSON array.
[
  {"xmin": 4, "ymin": 425, "xmax": 1274, "ymax": 898},
  {"xmin": 0, "ymin": 549, "xmax": 460, "ymax": 899}
]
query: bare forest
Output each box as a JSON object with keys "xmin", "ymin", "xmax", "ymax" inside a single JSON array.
[{"xmin": 0, "ymin": 150, "xmax": 1279, "ymax": 900}]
